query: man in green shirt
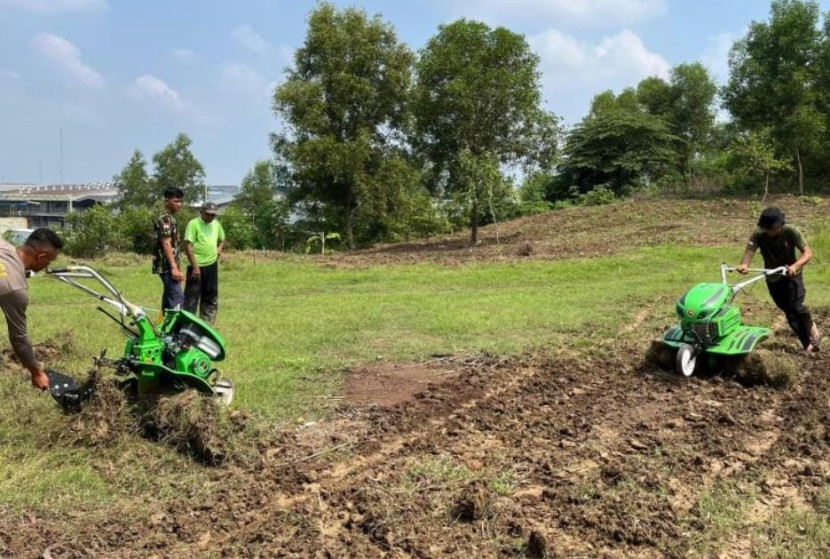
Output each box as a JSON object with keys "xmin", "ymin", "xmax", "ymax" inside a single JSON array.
[
  {"xmin": 183, "ymin": 202, "xmax": 226, "ymax": 324},
  {"xmin": 736, "ymin": 207, "xmax": 821, "ymax": 352}
]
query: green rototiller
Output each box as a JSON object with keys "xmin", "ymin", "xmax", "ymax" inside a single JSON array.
[
  {"xmin": 662, "ymin": 264, "xmax": 788, "ymax": 377},
  {"xmin": 44, "ymin": 265, "xmax": 233, "ymax": 412}
]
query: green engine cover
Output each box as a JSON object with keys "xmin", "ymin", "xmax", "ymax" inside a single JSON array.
[
  {"xmin": 675, "ymin": 282, "xmax": 729, "ymax": 321},
  {"xmin": 664, "ymin": 281, "xmax": 770, "ymax": 355}
]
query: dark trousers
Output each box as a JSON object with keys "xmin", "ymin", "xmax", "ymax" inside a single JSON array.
[
  {"xmin": 159, "ymin": 272, "xmax": 184, "ymax": 311},
  {"xmin": 184, "ymin": 261, "xmax": 218, "ymax": 324},
  {"xmin": 767, "ymin": 275, "xmax": 813, "ymax": 348}
]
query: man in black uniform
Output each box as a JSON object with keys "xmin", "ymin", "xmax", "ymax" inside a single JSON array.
[{"xmin": 736, "ymin": 207, "xmax": 821, "ymax": 352}]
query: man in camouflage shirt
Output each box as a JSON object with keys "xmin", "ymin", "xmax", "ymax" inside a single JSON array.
[
  {"xmin": 153, "ymin": 187, "xmax": 185, "ymax": 310},
  {"xmin": 737, "ymin": 207, "xmax": 821, "ymax": 352}
]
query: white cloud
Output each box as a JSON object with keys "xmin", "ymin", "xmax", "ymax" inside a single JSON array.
[
  {"xmin": 447, "ymin": 0, "xmax": 667, "ymax": 28},
  {"xmin": 129, "ymin": 74, "xmax": 185, "ymax": 112},
  {"xmin": 171, "ymin": 48, "xmax": 196, "ymax": 64},
  {"xmin": 701, "ymin": 32, "xmax": 737, "ymax": 85},
  {"xmin": 32, "ymin": 32, "xmax": 105, "ymax": 88},
  {"xmin": 529, "ymin": 29, "xmax": 669, "ymax": 124},
  {"xmin": 231, "ymin": 25, "xmax": 272, "ymax": 57},
  {"xmin": 0, "ymin": 0, "xmax": 106, "ymax": 14},
  {"xmin": 530, "ymin": 29, "xmax": 669, "ymax": 84},
  {"xmin": 0, "ymin": 68, "xmax": 20, "ymax": 80}
]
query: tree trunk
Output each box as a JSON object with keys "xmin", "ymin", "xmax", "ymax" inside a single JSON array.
[
  {"xmin": 345, "ymin": 188, "xmax": 355, "ymax": 250},
  {"xmin": 762, "ymin": 172, "xmax": 769, "ymax": 203},
  {"xmin": 796, "ymin": 149, "xmax": 804, "ymax": 195},
  {"xmin": 470, "ymin": 197, "xmax": 479, "ymax": 245}
]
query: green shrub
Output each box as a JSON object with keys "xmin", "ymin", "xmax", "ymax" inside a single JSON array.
[
  {"xmin": 64, "ymin": 205, "xmax": 126, "ymax": 258},
  {"xmin": 577, "ymin": 186, "xmax": 616, "ymax": 207}
]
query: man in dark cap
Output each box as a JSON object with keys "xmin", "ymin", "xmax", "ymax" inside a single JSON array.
[
  {"xmin": 736, "ymin": 207, "xmax": 821, "ymax": 352},
  {"xmin": 183, "ymin": 201, "xmax": 226, "ymax": 324}
]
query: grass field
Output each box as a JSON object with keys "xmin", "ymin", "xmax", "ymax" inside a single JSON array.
[
  {"xmin": 1, "ymin": 196, "xmax": 828, "ymax": 557},
  {"xmin": 25, "ymin": 243, "xmax": 830, "ymax": 420}
]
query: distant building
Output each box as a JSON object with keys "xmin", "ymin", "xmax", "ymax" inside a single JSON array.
[
  {"xmin": 189, "ymin": 185, "xmax": 240, "ymax": 213},
  {"xmin": 0, "ymin": 182, "xmax": 240, "ymax": 228},
  {"xmin": 0, "ymin": 183, "xmax": 119, "ymax": 228}
]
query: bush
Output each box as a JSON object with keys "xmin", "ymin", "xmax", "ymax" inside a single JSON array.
[
  {"xmin": 577, "ymin": 186, "xmax": 616, "ymax": 207},
  {"xmin": 516, "ymin": 201, "xmax": 553, "ymax": 216},
  {"xmin": 217, "ymin": 205, "xmax": 256, "ymax": 250},
  {"xmin": 64, "ymin": 205, "xmax": 126, "ymax": 258},
  {"xmin": 119, "ymin": 206, "xmax": 157, "ymax": 254}
]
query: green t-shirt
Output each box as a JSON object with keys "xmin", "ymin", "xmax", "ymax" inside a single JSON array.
[
  {"xmin": 747, "ymin": 225, "xmax": 807, "ymax": 282},
  {"xmin": 184, "ymin": 217, "xmax": 225, "ymax": 267}
]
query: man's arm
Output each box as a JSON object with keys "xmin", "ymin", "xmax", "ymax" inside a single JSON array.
[
  {"xmin": 184, "ymin": 241, "xmax": 200, "ymax": 279},
  {"xmin": 184, "ymin": 220, "xmax": 201, "ymax": 279},
  {"xmin": 790, "ymin": 244, "xmax": 812, "ymax": 274},
  {"xmin": 217, "ymin": 222, "xmax": 226, "ymax": 257},
  {"xmin": 736, "ymin": 246, "xmax": 756, "ymax": 274},
  {"xmin": 160, "ymin": 237, "xmax": 183, "ymax": 282},
  {"xmin": 789, "ymin": 228, "xmax": 812, "ymax": 274},
  {"xmin": 0, "ymin": 290, "xmax": 48, "ymax": 389}
]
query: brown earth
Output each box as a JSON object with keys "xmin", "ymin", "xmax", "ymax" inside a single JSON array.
[
  {"xmin": 321, "ymin": 195, "xmax": 828, "ymax": 266},
  {"xmin": 1, "ymin": 334, "xmax": 827, "ymax": 558}
]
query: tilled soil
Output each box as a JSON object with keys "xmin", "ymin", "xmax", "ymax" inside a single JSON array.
[{"xmin": 2, "ymin": 342, "xmax": 827, "ymax": 558}]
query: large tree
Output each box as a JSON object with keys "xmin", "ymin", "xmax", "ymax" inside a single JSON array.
[
  {"xmin": 633, "ymin": 65, "xmax": 718, "ymax": 179},
  {"xmin": 152, "ymin": 133, "xmax": 206, "ymax": 203},
  {"xmin": 413, "ymin": 19, "xmax": 559, "ymax": 244},
  {"xmin": 669, "ymin": 63, "xmax": 718, "ymax": 177},
  {"xmin": 723, "ymin": 0, "xmax": 824, "ymax": 193},
  {"xmin": 113, "ymin": 149, "xmax": 154, "ymax": 209},
  {"xmin": 273, "ymin": 3, "xmax": 415, "ymax": 249},
  {"xmin": 560, "ymin": 110, "xmax": 678, "ymax": 196}
]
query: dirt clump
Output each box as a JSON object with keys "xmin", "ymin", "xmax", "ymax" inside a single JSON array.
[
  {"xmin": 729, "ymin": 349, "xmax": 799, "ymax": 388},
  {"xmin": 527, "ymin": 530, "xmax": 551, "ymax": 559},
  {"xmin": 643, "ymin": 339, "xmax": 677, "ymax": 371},
  {"xmin": 452, "ymin": 482, "xmax": 492, "ymax": 522},
  {"xmin": 517, "ymin": 240, "xmax": 534, "ymax": 257},
  {"xmin": 58, "ymin": 375, "xmax": 130, "ymax": 446},
  {"xmin": 139, "ymin": 391, "xmax": 234, "ymax": 465}
]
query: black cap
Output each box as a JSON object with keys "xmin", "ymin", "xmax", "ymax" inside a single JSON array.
[
  {"xmin": 201, "ymin": 201, "xmax": 218, "ymax": 215},
  {"xmin": 758, "ymin": 207, "xmax": 785, "ymax": 229}
]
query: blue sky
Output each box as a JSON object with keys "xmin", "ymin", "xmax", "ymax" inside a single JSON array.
[{"xmin": 1, "ymin": 0, "xmax": 827, "ymax": 185}]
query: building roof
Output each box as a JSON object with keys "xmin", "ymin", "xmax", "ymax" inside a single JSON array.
[
  {"xmin": 0, "ymin": 183, "xmax": 241, "ymax": 205},
  {"xmin": 0, "ymin": 182, "xmax": 118, "ymax": 203}
]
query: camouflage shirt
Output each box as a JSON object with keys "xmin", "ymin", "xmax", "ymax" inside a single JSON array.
[{"xmin": 153, "ymin": 213, "xmax": 179, "ymax": 274}]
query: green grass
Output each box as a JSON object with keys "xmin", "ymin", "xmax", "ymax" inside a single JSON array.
[
  {"xmin": 28, "ymin": 243, "xmax": 830, "ymax": 421},
  {"xmin": 1, "ymin": 218, "xmax": 828, "ymax": 518},
  {"xmin": 752, "ymin": 506, "xmax": 830, "ymax": 558},
  {"xmin": 683, "ymin": 481, "xmax": 758, "ymax": 556}
]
